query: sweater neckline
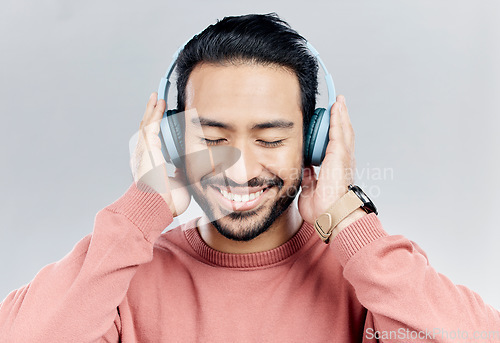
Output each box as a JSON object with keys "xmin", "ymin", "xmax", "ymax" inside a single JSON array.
[{"xmin": 183, "ymin": 218, "xmax": 315, "ymax": 269}]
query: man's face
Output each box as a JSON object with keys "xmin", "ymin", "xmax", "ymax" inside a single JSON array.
[{"xmin": 183, "ymin": 62, "xmax": 304, "ymax": 241}]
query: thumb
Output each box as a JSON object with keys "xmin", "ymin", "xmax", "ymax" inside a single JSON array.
[
  {"xmin": 171, "ymin": 167, "xmax": 188, "ymax": 188},
  {"xmin": 300, "ymin": 166, "xmax": 317, "ymax": 198}
]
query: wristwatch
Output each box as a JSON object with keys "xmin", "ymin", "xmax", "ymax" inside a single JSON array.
[{"xmin": 314, "ymin": 184, "xmax": 378, "ymax": 243}]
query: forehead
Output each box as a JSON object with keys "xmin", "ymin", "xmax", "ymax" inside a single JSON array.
[{"xmin": 184, "ymin": 63, "xmax": 302, "ymax": 129}]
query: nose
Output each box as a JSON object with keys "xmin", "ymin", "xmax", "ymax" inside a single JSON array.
[{"xmin": 222, "ymin": 140, "xmax": 263, "ymax": 186}]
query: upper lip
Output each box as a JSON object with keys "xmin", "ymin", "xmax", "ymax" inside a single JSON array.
[{"xmin": 212, "ymin": 185, "xmax": 268, "ymax": 195}]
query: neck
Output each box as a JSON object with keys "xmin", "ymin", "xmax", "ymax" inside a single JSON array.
[{"xmin": 197, "ymin": 205, "xmax": 304, "ymax": 254}]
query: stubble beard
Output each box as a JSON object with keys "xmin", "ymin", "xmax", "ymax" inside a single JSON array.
[{"xmin": 187, "ymin": 171, "xmax": 303, "ymax": 242}]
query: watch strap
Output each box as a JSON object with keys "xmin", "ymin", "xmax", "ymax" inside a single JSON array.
[{"xmin": 314, "ymin": 190, "xmax": 364, "ymax": 243}]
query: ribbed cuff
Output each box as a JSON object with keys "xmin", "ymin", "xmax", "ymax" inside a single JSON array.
[
  {"xmin": 104, "ymin": 182, "xmax": 173, "ymax": 243},
  {"xmin": 331, "ymin": 213, "xmax": 388, "ymax": 267}
]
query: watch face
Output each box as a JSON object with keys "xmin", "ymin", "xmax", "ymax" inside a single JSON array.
[{"xmin": 348, "ymin": 185, "xmax": 378, "ymax": 215}]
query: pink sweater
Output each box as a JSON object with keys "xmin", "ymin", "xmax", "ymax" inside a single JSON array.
[{"xmin": 1, "ymin": 183, "xmax": 499, "ymax": 342}]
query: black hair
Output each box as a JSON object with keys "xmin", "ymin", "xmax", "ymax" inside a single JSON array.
[{"xmin": 175, "ymin": 13, "xmax": 319, "ymax": 144}]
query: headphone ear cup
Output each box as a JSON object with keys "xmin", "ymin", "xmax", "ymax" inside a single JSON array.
[
  {"xmin": 159, "ymin": 109, "xmax": 185, "ymax": 168},
  {"xmin": 167, "ymin": 109, "xmax": 185, "ymax": 156},
  {"xmin": 304, "ymin": 110, "xmax": 319, "ymax": 166},
  {"xmin": 305, "ymin": 108, "xmax": 330, "ymax": 166},
  {"xmin": 304, "ymin": 108, "xmax": 323, "ymax": 166}
]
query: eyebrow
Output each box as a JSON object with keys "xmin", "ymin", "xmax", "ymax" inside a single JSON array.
[{"xmin": 191, "ymin": 117, "xmax": 294, "ymax": 131}]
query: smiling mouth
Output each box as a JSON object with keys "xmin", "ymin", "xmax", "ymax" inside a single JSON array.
[
  {"xmin": 209, "ymin": 185, "xmax": 272, "ymax": 212},
  {"xmin": 212, "ymin": 186, "xmax": 270, "ymax": 202}
]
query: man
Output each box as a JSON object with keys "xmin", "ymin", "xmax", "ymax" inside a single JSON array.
[{"xmin": 1, "ymin": 13, "xmax": 499, "ymax": 342}]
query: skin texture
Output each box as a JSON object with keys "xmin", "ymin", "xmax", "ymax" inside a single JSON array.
[
  {"xmin": 184, "ymin": 63, "xmax": 305, "ymax": 253},
  {"xmin": 132, "ymin": 63, "xmax": 366, "ymax": 253}
]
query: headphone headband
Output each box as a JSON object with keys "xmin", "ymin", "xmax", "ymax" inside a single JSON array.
[
  {"xmin": 157, "ymin": 32, "xmax": 337, "ymax": 168},
  {"xmin": 157, "ymin": 37, "xmax": 336, "ymax": 114}
]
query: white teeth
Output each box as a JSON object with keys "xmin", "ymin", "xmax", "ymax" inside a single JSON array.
[{"xmin": 218, "ymin": 188, "xmax": 266, "ymax": 202}]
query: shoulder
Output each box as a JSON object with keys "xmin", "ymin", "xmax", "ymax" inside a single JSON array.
[{"xmin": 131, "ymin": 218, "xmax": 203, "ymax": 279}]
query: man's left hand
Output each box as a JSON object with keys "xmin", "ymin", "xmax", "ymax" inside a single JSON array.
[{"xmin": 298, "ymin": 95, "xmax": 366, "ymax": 236}]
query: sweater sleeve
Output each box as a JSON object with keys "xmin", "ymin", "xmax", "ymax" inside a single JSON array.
[
  {"xmin": 331, "ymin": 213, "xmax": 500, "ymax": 343},
  {"xmin": 0, "ymin": 182, "xmax": 173, "ymax": 343}
]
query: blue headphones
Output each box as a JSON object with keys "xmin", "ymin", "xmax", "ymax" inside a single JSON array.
[{"xmin": 157, "ymin": 37, "xmax": 336, "ymax": 168}]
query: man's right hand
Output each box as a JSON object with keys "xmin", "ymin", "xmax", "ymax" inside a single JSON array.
[{"xmin": 129, "ymin": 92, "xmax": 191, "ymax": 217}]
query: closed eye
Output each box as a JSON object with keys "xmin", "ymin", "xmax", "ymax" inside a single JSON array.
[
  {"xmin": 200, "ymin": 138, "xmax": 285, "ymax": 148},
  {"xmin": 258, "ymin": 139, "xmax": 285, "ymax": 148},
  {"xmin": 201, "ymin": 138, "xmax": 225, "ymax": 146}
]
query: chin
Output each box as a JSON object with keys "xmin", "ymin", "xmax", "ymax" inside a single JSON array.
[
  {"xmin": 188, "ymin": 174, "xmax": 302, "ymax": 242},
  {"xmin": 214, "ymin": 221, "xmax": 270, "ymax": 242}
]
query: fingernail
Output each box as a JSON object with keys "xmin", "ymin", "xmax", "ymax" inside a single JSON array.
[
  {"xmin": 342, "ymin": 97, "xmax": 346, "ymax": 106},
  {"xmin": 150, "ymin": 93, "xmax": 155, "ymax": 100}
]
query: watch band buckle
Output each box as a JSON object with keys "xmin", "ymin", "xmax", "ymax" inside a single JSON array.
[{"xmin": 314, "ymin": 213, "xmax": 333, "ymax": 242}]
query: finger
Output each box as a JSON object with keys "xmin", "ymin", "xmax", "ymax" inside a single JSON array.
[
  {"xmin": 152, "ymin": 97, "xmax": 167, "ymax": 123},
  {"xmin": 141, "ymin": 92, "xmax": 158, "ymax": 130},
  {"xmin": 140, "ymin": 94, "xmax": 167, "ymax": 162},
  {"xmin": 141, "ymin": 125, "xmax": 165, "ymax": 169},
  {"xmin": 173, "ymin": 167, "xmax": 188, "ymax": 184},
  {"xmin": 337, "ymin": 95, "xmax": 355, "ymax": 153},
  {"xmin": 300, "ymin": 165, "xmax": 317, "ymax": 198},
  {"xmin": 137, "ymin": 124, "xmax": 166, "ymax": 175},
  {"xmin": 141, "ymin": 97, "xmax": 166, "ymax": 139},
  {"xmin": 329, "ymin": 99, "xmax": 345, "ymax": 146},
  {"xmin": 146, "ymin": 93, "xmax": 166, "ymax": 127}
]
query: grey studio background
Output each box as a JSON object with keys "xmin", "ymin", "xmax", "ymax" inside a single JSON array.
[{"xmin": 1, "ymin": 0, "xmax": 499, "ymax": 312}]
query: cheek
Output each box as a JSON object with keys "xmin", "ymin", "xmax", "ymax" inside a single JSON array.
[
  {"xmin": 184, "ymin": 132, "xmax": 202, "ymax": 155},
  {"xmin": 182, "ymin": 132, "xmax": 213, "ymax": 184},
  {"xmin": 266, "ymin": 144, "xmax": 303, "ymax": 183},
  {"xmin": 183, "ymin": 142, "xmax": 203, "ymax": 186}
]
